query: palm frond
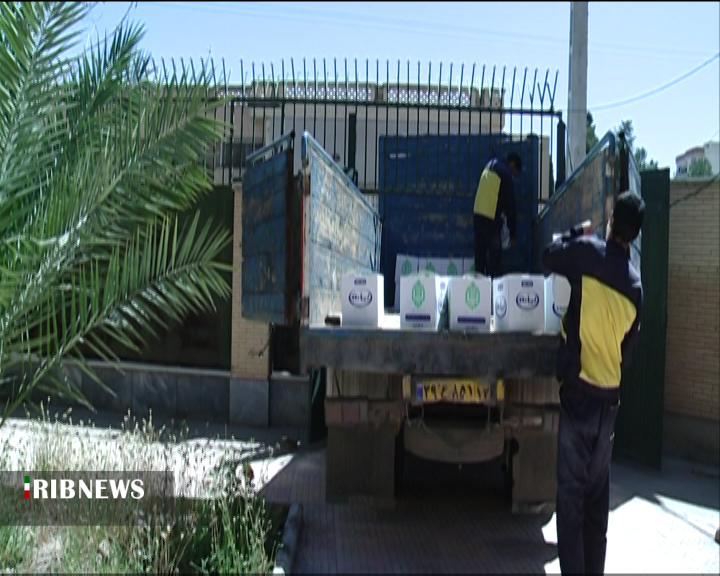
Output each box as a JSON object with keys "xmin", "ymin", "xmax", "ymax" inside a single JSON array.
[{"xmin": 0, "ymin": 2, "xmax": 234, "ymax": 425}]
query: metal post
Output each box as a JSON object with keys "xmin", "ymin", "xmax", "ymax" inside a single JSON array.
[
  {"xmin": 618, "ymin": 131, "xmax": 629, "ymax": 193},
  {"xmin": 556, "ymin": 113, "xmax": 567, "ymax": 189},
  {"xmin": 567, "ymin": 1, "xmax": 589, "ymax": 174}
]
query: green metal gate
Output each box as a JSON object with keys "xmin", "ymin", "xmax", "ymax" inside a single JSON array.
[{"xmin": 613, "ymin": 168, "xmax": 670, "ymax": 469}]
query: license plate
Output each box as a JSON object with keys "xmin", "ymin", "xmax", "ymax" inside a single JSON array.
[{"xmin": 416, "ymin": 379, "xmax": 493, "ymax": 405}]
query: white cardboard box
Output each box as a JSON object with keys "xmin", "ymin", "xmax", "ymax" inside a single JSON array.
[
  {"xmin": 341, "ymin": 273, "xmax": 385, "ymax": 328},
  {"xmin": 395, "ymin": 254, "xmax": 419, "ymax": 280},
  {"xmin": 418, "ymin": 257, "xmax": 440, "ymax": 274},
  {"xmin": 492, "ymin": 274, "xmax": 545, "ymax": 333},
  {"xmin": 419, "ymin": 257, "xmax": 462, "ymax": 276},
  {"xmin": 544, "ymin": 274, "xmax": 571, "ymax": 334},
  {"xmin": 444, "ymin": 258, "xmax": 463, "ymax": 276},
  {"xmin": 380, "ymin": 312, "xmax": 401, "ymax": 330},
  {"xmin": 462, "ymin": 257, "xmax": 476, "ymax": 275},
  {"xmin": 448, "ymin": 275, "xmax": 492, "ymax": 333},
  {"xmin": 394, "ymin": 254, "xmax": 419, "ymax": 310},
  {"xmin": 399, "ymin": 272, "xmax": 449, "ymax": 331}
]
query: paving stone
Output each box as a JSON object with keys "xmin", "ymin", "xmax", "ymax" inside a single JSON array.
[{"xmin": 263, "ymin": 448, "xmax": 720, "ymax": 574}]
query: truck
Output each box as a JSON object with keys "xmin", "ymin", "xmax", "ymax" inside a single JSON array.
[{"xmin": 241, "ymin": 128, "xmax": 637, "ymax": 510}]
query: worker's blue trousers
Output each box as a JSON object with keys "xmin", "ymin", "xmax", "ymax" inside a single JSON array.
[{"xmin": 556, "ymin": 383, "xmax": 619, "ymax": 575}]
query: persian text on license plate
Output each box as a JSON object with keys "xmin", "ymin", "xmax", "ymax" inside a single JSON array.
[{"xmin": 416, "ymin": 379, "xmax": 492, "ymax": 404}]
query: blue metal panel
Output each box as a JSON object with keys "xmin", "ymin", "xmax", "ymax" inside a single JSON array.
[
  {"xmin": 535, "ymin": 132, "xmax": 616, "ymax": 270},
  {"xmin": 302, "ymin": 133, "xmax": 382, "ymax": 326},
  {"xmin": 377, "ymin": 134, "xmax": 539, "ymax": 308},
  {"xmin": 241, "ymin": 135, "xmax": 294, "ymax": 323}
]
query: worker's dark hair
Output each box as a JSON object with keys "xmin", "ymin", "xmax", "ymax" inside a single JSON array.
[
  {"xmin": 611, "ymin": 191, "xmax": 645, "ymax": 244},
  {"xmin": 506, "ymin": 152, "xmax": 522, "ymax": 172}
]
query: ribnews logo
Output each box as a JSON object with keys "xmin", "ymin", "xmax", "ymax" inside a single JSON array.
[
  {"xmin": 23, "ymin": 474, "xmax": 145, "ymax": 500},
  {"xmin": 1, "ymin": 471, "xmax": 174, "ymax": 526}
]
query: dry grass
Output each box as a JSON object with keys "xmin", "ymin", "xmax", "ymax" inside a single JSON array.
[{"xmin": 0, "ymin": 402, "xmax": 286, "ymax": 574}]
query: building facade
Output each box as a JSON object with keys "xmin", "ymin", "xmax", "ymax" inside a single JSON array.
[{"xmin": 675, "ymin": 140, "xmax": 720, "ymax": 178}]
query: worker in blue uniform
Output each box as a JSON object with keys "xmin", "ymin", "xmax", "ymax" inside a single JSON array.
[
  {"xmin": 541, "ymin": 191, "xmax": 645, "ymax": 575},
  {"xmin": 472, "ymin": 152, "xmax": 521, "ymax": 277}
]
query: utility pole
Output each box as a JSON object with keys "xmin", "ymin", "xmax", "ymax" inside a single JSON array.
[{"xmin": 567, "ymin": 1, "xmax": 589, "ymax": 174}]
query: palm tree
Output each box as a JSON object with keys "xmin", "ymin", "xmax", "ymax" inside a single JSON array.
[{"xmin": 0, "ymin": 2, "xmax": 232, "ymax": 426}]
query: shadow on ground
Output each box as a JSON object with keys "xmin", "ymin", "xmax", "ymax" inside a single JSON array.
[{"xmin": 261, "ymin": 445, "xmax": 558, "ymax": 574}]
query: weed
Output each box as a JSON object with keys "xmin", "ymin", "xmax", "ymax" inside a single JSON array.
[{"xmin": 0, "ymin": 401, "xmax": 284, "ymax": 574}]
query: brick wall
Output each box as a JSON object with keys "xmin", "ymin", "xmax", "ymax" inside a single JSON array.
[
  {"xmin": 230, "ymin": 185, "xmax": 270, "ymax": 379},
  {"xmin": 664, "ymin": 178, "xmax": 720, "ymax": 421}
]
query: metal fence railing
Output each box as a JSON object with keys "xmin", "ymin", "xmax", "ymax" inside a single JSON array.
[{"xmin": 202, "ymin": 58, "xmax": 566, "ymax": 202}]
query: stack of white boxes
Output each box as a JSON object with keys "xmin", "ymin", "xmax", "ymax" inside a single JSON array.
[
  {"xmin": 340, "ymin": 272, "xmax": 385, "ymax": 328},
  {"xmin": 339, "ymin": 254, "xmax": 572, "ymax": 335},
  {"xmin": 418, "ymin": 257, "xmax": 463, "ymax": 277}
]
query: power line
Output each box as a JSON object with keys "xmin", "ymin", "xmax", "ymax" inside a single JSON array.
[
  {"xmin": 123, "ymin": 1, "xmax": 719, "ymax": 120},
  {"xmin": 669, "ymin": 174, "xmax": 719, "ymax": 209},
  {"xmin": 277, "ymin": 3, "xmax": 715, "ymax": 60},
  {"xmin": 157, "ymin": 1, "xmax": 714, "ymax": 62},
  {"xmin": 583, "ymin": 53, "xmax": 719, "ymax": 112}
]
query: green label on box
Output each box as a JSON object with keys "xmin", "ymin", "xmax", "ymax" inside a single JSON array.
[
  {"xmin": 411, "ymin": 280, "xmax": 426, "ymax": 308},
  {"xmin": 465, "ymin": 282, "xmax": 481, "ymax": 310},
  {"xmin": 401, "ymin": 259, "xmax": 413, "ymax": 275},
  {"xmin": 447, "ymin": 261, "xmax": 458, "ymax": 275},
  {"xmin": 425, "ymin": 261, "xmax": 435, "ymax": 272}
]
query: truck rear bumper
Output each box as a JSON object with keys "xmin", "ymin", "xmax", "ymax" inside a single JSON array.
[{"xmin": 300, "ymin": 327, "xmax": 560, "ymax": 377}]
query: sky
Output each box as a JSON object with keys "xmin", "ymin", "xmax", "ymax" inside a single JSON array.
[{"xmin": 82, "ymin": 1, "xmax": 719, "ymax": 172}]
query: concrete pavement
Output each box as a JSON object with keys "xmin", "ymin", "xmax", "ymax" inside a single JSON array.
[{"xmin": 263, "ymin": 446, "xmax": 720, "ymax": 574}]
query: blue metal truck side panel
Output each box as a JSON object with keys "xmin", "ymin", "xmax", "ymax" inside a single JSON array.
[
  {"xmin": 302, "ymin": 133, "xmax": 382, "ymax": 326},
  {"xmin": 377, "ymin": 134, "xmax": 539, "ymax": 308},
  {"xmin": 534, "ymin": 132, "xmax": 616, "ymax": 270},
  {"xmin": 241, "ymin": 134, "xmax": 295, "ymax": 323}
]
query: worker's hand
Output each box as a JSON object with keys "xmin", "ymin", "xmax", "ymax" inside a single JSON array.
[{"xmin": 567, "ymin": 220, "xmax": 593, "ymax": 240}]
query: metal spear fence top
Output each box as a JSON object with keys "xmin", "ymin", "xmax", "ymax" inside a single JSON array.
[
  {"xmin": 199, "ymin": 58, "xmax": 566, "ymax": 195},
  {"xmin": 206, "ymin": 58, "xmax": 560, "ymax": 114}
]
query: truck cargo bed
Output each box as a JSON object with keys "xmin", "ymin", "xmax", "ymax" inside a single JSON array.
[{"xmin": 300, "ymin": 328, "xmax": 559, "ymax": 377}]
